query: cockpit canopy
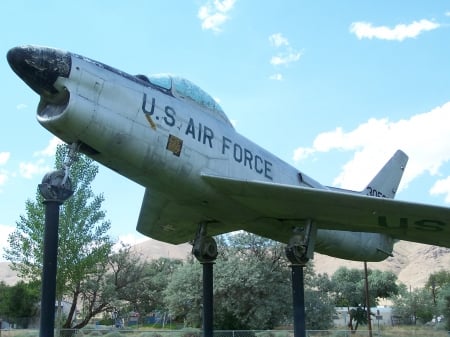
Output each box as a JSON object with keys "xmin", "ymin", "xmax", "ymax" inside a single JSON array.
[{"xmin": 137, "ymin": 74, "xmax": 232, "ymax": 127}]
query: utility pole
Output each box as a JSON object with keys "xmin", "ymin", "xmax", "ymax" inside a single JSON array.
[{"xmin": 364, "ymin": 261, "xmax": 373, "ymax": 337}]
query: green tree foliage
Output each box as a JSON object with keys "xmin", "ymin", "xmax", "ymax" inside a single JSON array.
[
  {"xmin": 391, "ymin": 270, "xmax": 450, "ymax": 328},
  {"xmin": 323, "ymin": 266, "xmax": 399, "ymax": 331},
  {"xmin": 0, "ymin": 281, "xmax": 40, "ymax": 328},
  {"xmin": 392, "ymin": 287, "xmax": 435, "ymax": 324},
  {"xmin": 214, "ymin": 252, "xmax": 291, "ymax": 330},
  {"xmin": 437, "ymin": 285, "xmax": 450, "ymax": 330},
  {"xmin": 93, "ymin": 249, "xmax": 183, "ymax": 322},
  {"xmin": 164, "ymin": 232, "xmax": 335, "ymax": 330},
  {"xmin": 305, "ymin": 288, "xmax": 336, "ymax": 330},
  {"xmin": 68, "ymin": 244, "xmax": 150, "ymax": 330},
  {"xmin": 426, "ymin": 270, "xmax": 450, "ymax": 305},
  {"xmin": 330, "ymin": 267, "xmax": 365, "ymax": 308},
  {"xmin": 136, "ymin": 257, "xmax": 183, "ymax": 314},
  {"xmin": 329, "ymin": 267, "xmax": 399, "ymax": 308},
  {"xmin": 4, "ymin": 145, "xmax": 112, "ymax": 329},
  {"xmin": 164, "ymin": 261, "xmax": 203, "ymax": 327}
]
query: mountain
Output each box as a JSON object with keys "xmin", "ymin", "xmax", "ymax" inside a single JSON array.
[
  {"xmin": 313, "ymin": 240, "xmax": 450, "ymax": 288},
  {"xmin": 1, "ymin": 239, "xmax": 449, "ymax": 288},
  {"xmin": 0, "ymin": 239, "xmax": 192, "ymax": 286},
  {"xmin": 0, "ymin": 262, "xmax": 20, "ymax": 285},
  {"xmin": 131, "ymin": 238, "xmax": 191, "ymax": 261}
]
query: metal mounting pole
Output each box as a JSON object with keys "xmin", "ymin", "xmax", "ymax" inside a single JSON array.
[
  {"xmin": 286, "ymin": 221, "xmax": 316, "ymax": 337},
  {"xmin": 291, "ymin": 264, "xmax": 306, "ymax": 337},
  {"xmin": 202, "ymin": 261, "xmax": 214, "ymax": 337},
  {"xmin": 38, "ymin": 170, "xmax": 73, "ymax": 337},
  {"xmin": 192, "ymin": 224, "xmax": 218, "ymax": 337}
]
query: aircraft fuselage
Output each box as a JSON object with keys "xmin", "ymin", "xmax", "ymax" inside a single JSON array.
[{"xmin": 8, "ymin": 46, "xmax": 395, "ymax": 262}]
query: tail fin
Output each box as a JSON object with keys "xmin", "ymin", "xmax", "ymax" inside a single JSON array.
[{"xmin": 362, "ymin": 150, "xmax": 408, "ymax": 199}]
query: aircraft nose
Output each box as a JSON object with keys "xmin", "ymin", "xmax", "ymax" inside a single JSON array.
[{"xmin": 7, "ymin": 45, "xmax": 71, "ymax": 97}]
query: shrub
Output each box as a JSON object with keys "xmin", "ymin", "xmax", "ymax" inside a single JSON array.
[
  {"xmin": 139, "ymin": 333, "xmax": 164, "ymax": 337},
  {"xmin": 104, "ymin": 332, "xmax": 124, "ymax": 337},
  {"xmin": 86, "ymin": 331, "xmax": 104, "ymax": 337},
  {"xmin": 13, "ymin": 332, "xmax": 39, "ymax": 337}
]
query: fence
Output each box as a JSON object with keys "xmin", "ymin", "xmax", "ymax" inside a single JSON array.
[{"xmin": 0, "ymin": 329, "xmax": 449, "ymax": 337}]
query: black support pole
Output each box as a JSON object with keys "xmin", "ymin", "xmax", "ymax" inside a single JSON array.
[
  {"xmin": 39, "ymin": 200, "xmax": 62, "ymax": 337},
  {"xmin": 202, "ymin": 262, "xmax": 214, "ymax": 337},
  {"xmin": 192, "ymin": 227, "xmax": 218, "ymax": 337},
  {"xmin": 291, "ymin": 264, "xmax": 306, "ymax": 337},
  {"xmin": 38, "ymin": 170, "xmax": 73, "ymax": 337}
]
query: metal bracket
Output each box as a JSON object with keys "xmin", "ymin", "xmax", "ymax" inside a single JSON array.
[
  {"xmin": 192, "ymin": 223, "xmax": 218, "ymax": 263},
  {"xmin": 39, "ymin": 143, "xmax": 79, "ymax": 203},
  {"xmin": 285, "ymin": 220, "xmax": 317, "ymax": 266},
  {"xmin": 62, "ymin": 142, "xmax": 80, "ymax": 185}
]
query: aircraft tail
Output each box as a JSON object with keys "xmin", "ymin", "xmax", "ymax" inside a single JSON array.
[
  {"xmin": 361, "ymin": 150, "xmax": 408, "ymax": 199},
  {"xmin": 326, "ymin": 150, "xmax": 408, "ymax": 199}
]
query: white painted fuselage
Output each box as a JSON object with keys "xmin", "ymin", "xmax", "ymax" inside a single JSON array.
[{"xmin": 9, "ymin": 46, "xmax": 416, "ymax": 262}]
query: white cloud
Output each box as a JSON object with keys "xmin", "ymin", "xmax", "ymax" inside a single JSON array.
[
  {"xmin": 198, "ymin": 0, "xmax": 236, "ymax": 32},
  {"xmin": 0, "ymin": 224, "xmax": 15, "ymax": 262},
  {"xmin": 0, "ymin": 172, "xmax": 8, "ymax": 187},
  {"xmin": 0, "ymin": 152, "xmax": 10, "ymax": 165},
  {"xmin": 18, "ymin": 137, "xmax": 63, "ymax": 179},
  {"xmin": 430, "ymin": 177, "xmax": 450, "ymax": 203},
  {"xmin": 269, "ymin": 73, "xmax": 283, "ymax": 81},
  {"xmin": 269, "ymin": 33, "xmax": 289, "ymax": 47},
  {"xmin": 19, "ymin": 159, "xmax": 50, "ymax": 179},
  {"xmin": 16, "ymin": 103, "xmax": 27, "ymax": 110},
  {"xmin": 350, "ymin": 19, "xmax": 440, "ymax": 41},
  {"xmin": 112, "ymin": 233, "xmax": 149, "ymax": 252},
  {"xmin": 33, "ymin": 137, "xmax": 63, "ymax": 157},
  {"xmin": 293, "ymin": 101, "xmax": 450, "ymax": 193},
  {"xmin": 270, "ymin": 52, "xmax": 302, "ymax": 66},
  {"xmin": 0, "ymin": 153, "xmax": 11, "ymax": 189},
  {"xmin": 268, "ymin": 32, "xmax": 302, "ymax": 71}
]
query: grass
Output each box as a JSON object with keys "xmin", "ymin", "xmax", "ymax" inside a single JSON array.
[{"xmin": 1, "ymin": 326, "xmax": 448, "ymax": 337}]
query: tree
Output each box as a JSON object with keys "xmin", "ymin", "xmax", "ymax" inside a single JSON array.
[
  {"xmin": 328, "ymin": 266, "xmax": 399, "ymax": 331},
  {"xmin": 164, "ymin": 232, "xmax": 335, "ymax": 330},
  {"xmin": 214, "ymin": 252, "xmax": 292, "ymax": 329},
  {"xmin": 437, "ymin": 284, "xmax": 450, "ymax": 330},
  {"xmin": 0, "ymin": 281, "xmax": 40, "ymax": 328},
  {"xmin": 134, "ymin": 257, "xmax": 183, "ymax": 316},
  {"xmin": 368, "ymin": 269, "xmax": 399, "ymax": 300},
  {"xmin": 164, "ymin": 260, "xmax": 203, "ymax": 327},
  {"xmin": 86, "ymin": 248, "xmax": 183, "ymax": 324},
  {"xmin": 426, "ymin": 270, "xmax": 450, "ymax": 305},
  {"xmin": 67, "ymin": 244, "xmax": 150, "ymax": 330},
  {"xmin": 331, "ymin": 267, "xmax": 365, "ymax": 308},
  {"xmin": 330, "ymin": 267, "xmax": 399, "ymax": 308},
  {"xmin": 304, "ymin": 288, "xmax": 335, "ymax": 330},
  {"xmin": 392, "ymin": 287, "xmax": 435, "ymax": 324},
  {"xmin": 4, "ymin": 145, "xmax": 113, "ymax": 330}
]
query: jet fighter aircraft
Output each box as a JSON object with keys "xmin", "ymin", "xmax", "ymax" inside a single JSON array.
[{"xmin": 7, "ymin": 45, "xmax": 450, "ymax": 263}]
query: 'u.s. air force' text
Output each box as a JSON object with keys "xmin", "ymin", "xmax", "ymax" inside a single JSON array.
[{"xmin": 142, "ymin": 93, "xmax": 273, "ymax": 180}]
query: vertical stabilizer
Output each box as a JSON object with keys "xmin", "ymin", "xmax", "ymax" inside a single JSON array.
[{"xmin": 362, "ymin": 150, "xmax": 409, "ymax": 199}]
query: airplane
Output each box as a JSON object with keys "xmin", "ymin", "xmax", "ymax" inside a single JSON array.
[
  {"xmin": 7, "ymin": 45, "xmax": 450, "ymax": 265},
  {"xmin": 8, "ymin": 45, "xmax": 450, "ymax": 337}
]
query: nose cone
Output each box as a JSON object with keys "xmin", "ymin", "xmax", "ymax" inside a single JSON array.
[{"xmin": 7, "ymin": 45, "xmax": 71, "ymax": 97}]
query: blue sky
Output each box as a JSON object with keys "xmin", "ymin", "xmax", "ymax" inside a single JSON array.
[{"xmin": 1, "ymin": 1, "xmax": 450, "ymax": 258}]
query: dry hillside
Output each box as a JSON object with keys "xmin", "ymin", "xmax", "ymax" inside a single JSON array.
[
  {"xmin": 1, "ymin": 239, "xmax": 449, "ymax": 288},
  {"xmin": 314, "ymin": 240, "xmax": 450, "ymax": 288}
]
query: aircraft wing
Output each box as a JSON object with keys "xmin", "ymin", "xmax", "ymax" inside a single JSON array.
[{"xmin": 202, "ymin": 174, "xmax": 450, "ymax": 248}]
